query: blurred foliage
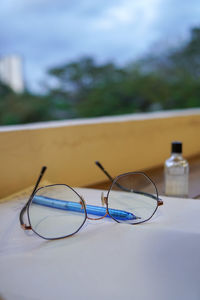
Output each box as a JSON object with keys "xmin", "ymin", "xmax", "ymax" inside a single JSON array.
[
  {"xmin": 0, "ymin": 27, "xmax": 200, "ymax": 125},
  {"xmin": 0, "ymin": 83, "xmax": 53, "ymax": 124}
]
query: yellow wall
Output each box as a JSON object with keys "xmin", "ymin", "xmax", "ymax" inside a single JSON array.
[{"xmin": 0, "ymin": 109, "xmax": 200, "ymax": 199}]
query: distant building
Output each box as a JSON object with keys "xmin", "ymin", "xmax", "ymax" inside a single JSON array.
[{"xmin": 0, "ymin": 55, "xmax": 24, "ymax": 93}]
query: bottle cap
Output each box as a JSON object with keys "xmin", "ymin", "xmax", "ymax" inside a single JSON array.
[{"xmin": 171, "ymin": 141, "xmax": 182, "ymax": 153}]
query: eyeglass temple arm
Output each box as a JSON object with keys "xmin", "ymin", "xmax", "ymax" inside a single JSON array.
[
  {"xmin": 96, "ymin": 160, "xmax": 129, "ymax": 194},
  {"xmin": 95, "ymin": 161, "xmax": 163, "ymax": 205},
  {"xmin": 19, "ymin": 166, "xmax": 47, "ymax": 229},
  {"xmin": 95, "ymin": 161, "xmax": 114, "ymax": 182}
]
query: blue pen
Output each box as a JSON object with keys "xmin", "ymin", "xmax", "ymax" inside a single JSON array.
[{"xmin": 32, "ymin": 195, "xmax": 137, "ymax": 221}]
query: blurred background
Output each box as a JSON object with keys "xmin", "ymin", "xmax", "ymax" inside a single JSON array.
[{"xmin": 1, "ymin": 0, "xmax": 200, "ymax": 125}]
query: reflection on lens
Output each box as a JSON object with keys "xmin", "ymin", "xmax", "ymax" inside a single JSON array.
[
  {"xmin": 107, "ymin": 173, "xmax": 158, "ymax": 224},
  {"xmin": 28, "ymin": 184, "xmax": 86, "ymax": 239}
]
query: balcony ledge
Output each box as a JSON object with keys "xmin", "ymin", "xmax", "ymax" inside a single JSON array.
[{"xmin": 0, "ymin": 108, "xmax": 200, "ymax": 199}]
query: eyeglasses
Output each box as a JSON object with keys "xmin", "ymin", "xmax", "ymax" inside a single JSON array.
[{"xmin": 19, "ymin": 162, "xmax": 163, "ymax": 240}]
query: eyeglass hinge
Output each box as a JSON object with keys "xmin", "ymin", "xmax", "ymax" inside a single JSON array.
[{"xmin": 21, "ymin": 224, "xmax": 32, "ymax": 230}]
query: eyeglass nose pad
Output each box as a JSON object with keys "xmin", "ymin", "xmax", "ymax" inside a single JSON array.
[
  {"xmin": 101, "ymin": 192, "xmax": 105, "ymax": 206},
  {"xmin": 101, "ymin": 192, "xmax": 107, "ymax": 206}
]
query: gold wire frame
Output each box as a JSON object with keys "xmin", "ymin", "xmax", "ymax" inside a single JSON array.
[{"xmin": 19, "ymin": 165, "xmax": 163, "ymax": 240}]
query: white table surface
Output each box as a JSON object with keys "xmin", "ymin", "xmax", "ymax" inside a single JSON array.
[{"xmin": 0, "ymin": 187, "xmax": 200, "ymax": 300}]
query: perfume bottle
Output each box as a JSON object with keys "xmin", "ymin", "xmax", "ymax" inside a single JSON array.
[{"xmin": 164, "ymin": 141, "xmax": 189, "ymax": 198}]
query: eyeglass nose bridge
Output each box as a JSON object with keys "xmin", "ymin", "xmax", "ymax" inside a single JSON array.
[{"xmin": 81, "ymin": 192, "xmax": 108, "ymax": 221}]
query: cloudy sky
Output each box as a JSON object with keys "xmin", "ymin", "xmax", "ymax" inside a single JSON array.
[{"xmin": 1, "ymin": 0, "xmax": 200, "ymax": 92}]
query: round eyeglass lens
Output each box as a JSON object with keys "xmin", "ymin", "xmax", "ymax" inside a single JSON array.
[
  {"xmin": 107, "ymin": 173, "xmax": 158, "ymax": 224},
  {"xmin": 28, "ymin": 184, "xmax": 86, "ymax": 239}
]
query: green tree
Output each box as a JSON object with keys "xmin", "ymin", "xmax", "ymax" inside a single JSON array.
[
  {"xmin": 0, "ymin": 81, "xmax": 53, "ymax": 125},
  {"xmin": 47, "ymin": 57, "xmax": 163, "ymax": 117},
  {"xmin": 1, "ymin": 26, "xmax": 200, "ymax": 125}
]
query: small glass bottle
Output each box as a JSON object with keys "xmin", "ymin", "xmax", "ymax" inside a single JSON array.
[{"xmin": 164, "ymin": 141, "xmax": 189, "ymax": 198}]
